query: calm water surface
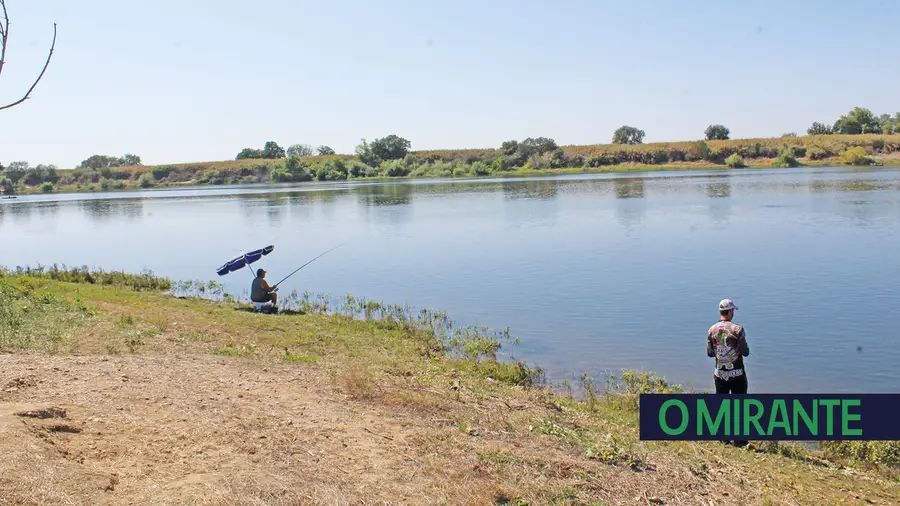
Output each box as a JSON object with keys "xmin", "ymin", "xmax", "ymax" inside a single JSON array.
[{"xmin": 2, "ymin": 167, "xmax": 899, "ymax": 394}]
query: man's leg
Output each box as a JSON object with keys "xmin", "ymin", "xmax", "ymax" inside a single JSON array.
[
  {"xmin": 732, "ymin": 373, "xmax": 749, "ymax": 446},
  {"xmin": 714, "ymin": 375, "xmax": 731, "ymax": 394},
  {"xmin": 731, "ymin": 373, "xmax": 748, "ymax": 394},
  {"xmin": 271, "ymin": 292, "xmax": 278, "ymax": 306},
  {"xmin": 714, "ymin": 375, "xmax": 733, "ymax": 444}
]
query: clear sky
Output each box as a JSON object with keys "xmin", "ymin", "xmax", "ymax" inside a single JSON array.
[{"xmin": 2, "ymin": 0, "xmax": 899, "ymax": 168}]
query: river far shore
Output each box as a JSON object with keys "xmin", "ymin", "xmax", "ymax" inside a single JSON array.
[{"xmin": 4, "ymin": 134, "xmax": 899, "ymax": 197}]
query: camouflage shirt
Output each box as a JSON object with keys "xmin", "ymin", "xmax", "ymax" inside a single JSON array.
[{"xmin": 707, "ymin": 320, "xmax": 750, "ymax": 379}]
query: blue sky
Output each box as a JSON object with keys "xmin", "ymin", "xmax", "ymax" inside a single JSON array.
[{"xmin": 2, "ymin": 0, "xmax": 898, "ymax": 168}]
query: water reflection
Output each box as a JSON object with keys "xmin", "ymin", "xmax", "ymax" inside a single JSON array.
[
  {"xmin": 809, "ymin": 179, "xmax": 829, "ymax": 193},
  {"xmin": 705, "ymin": 179, "xmax": 731, "ymax": 199},
  {"xmin": 0, "ymin": 201, "xmax": 61, "ymax": 224},
  {"xmin": 704, "ymin": 176, "xmax": 732, "ymax": 227},
  {"xmin": 80, "ymin": 198, "xmax": 143, "ymax": 221},
  {"xmin": 613, "ymin": 178, "xmax": 646, "ymax": 230},
  {"xmin": 358, "ymin": 185, "xmax": 414, "ymax": 229},
  {"xmin": 503, "ymin": 180, "xmax": 560, "ymax": 229},
  {"xmin": 614, "ymin": 178, "xmax": 645, "ymax": 199},
  {"xmin": 501, "ymin": 179, "xmax": 559, "ymax": 201},
  {"xmin": 358, "ymin": 184, "xmax": 414, "ymax": 207}
]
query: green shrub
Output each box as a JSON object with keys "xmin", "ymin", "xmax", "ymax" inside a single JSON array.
[
  {"xmin": 806, "ymin": 146, "xmax": 830, "ymax": 160},
  {"xmin": 725, "ymin": 153, "xmax": 746, "ymax": 168},
  {"xmin": 822, "ymin": 441, "xmax": 900, "ymax": 469},
  {"xmin": 382, "ymin": 160, "xmax": 410, "ymax": 177},
  {"xmin": 137, "ymin": 173, "xmax": 155, "ymax": 188},
  {"xmin": 773, "ymin": 148, "xmax": 800, "ymax": 168},
  {"xmin": 469, "ymin": 161, "xmax": 491, "ymax": 176},
  {"xmin": 151, "ymin": 165, "xmax": 173, "ymax": 180},
  {"xmin": 39, "ymin": 182, "xmax": 54, "ymax": 193},
  {"xmin": 0, "ymin": 177, "xmax": 14, "ymax": 195},
  {"xmin": 270, "ymin": 167, "xmax": 293, "ymax": 182},
  {"xmin": 841, "ymin": 146, "xmax": 873, "ymax": 166},
  {"xmin": 686, "ymin": 141, "xmax": 710, "ymax": 161}
]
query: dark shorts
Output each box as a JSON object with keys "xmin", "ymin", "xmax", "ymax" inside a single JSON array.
[
  {"xmin": 252, "ymin": 292, "xmax": 275, "ymax": 304},
  {"xmin": 714, "ymin": 372, "xmax": 747, "ymax": 394}
]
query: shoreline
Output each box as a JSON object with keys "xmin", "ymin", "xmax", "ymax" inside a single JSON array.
[
  {"xmin": 7, "ymin": 156, "xmax": 899, "ymax": 197},
  {"xmin": 4, "ymin": 133, "xmax": 899, "ymax": 197},
  {"xmin": 0, "ymin": 265, "xmax": 897, "ymax": 504}
]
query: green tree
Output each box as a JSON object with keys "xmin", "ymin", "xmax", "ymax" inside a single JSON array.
[
  {"xmin": 80, "ymin": 155, "xmax": 122, "ymax": 169},
  {"xmin": 807, "ymin": 121, "xmax": 834, "ymax": 135},
  {"xmin": 833, "ymin": 107, "xmax": 880, "ymax": 134},
  {"xmin": 316, "ymin": 145, "xmax": 335, "ymax": 156},
  {"xmin": 235, "ymin": 148, "xmax": 264, "ymax": 160},
  {"xmin": 520, "ymin": 137, "xmax": 558, "ymax": 155},
  {"xmin": 8, "ymin": 160, "xmax": 29, "ymax": 172},
  {"xmin": 355, "ymin": 135, "xmax": 411, "ymax": 166},
  {"xmin": 1, "ymin": 176, "xmax": 14, "ymax": 194},
  {"xmin": 500, "ymin": 140, "xmax": 519, "ymax": 156},
  {"xmin": 287, "ymin": 144, "xmax": 314, "ymax": 157},
  {"xmin": 121, "ymin": 153, "xmax": 142, "ymax": 166},
  {"xmin": 612, "ymin": 126, "xmax": 645, "ymax": 144},
  {"xmin": 368, "ymin": 135, "xmax": 411, "ymax": 161},
  {"xmin": 704, "ymin": 124, "xmax": 730, "ymax": 140},
  {"xmin": 262, "ymin": 141, "xmax": 286, "ymax": 159},
  {"xmin": 355, "ymin": 139, "xmax": 378, "ymax": 166}
]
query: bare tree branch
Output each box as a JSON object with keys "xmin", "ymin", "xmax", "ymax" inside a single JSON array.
[
  {"xmin": 0, "ymin": 0, "xmax": 10, "ymax": 77},
  {"xmin": 0, "ymin": 0, "xmax": 58, "ymax": 112}
]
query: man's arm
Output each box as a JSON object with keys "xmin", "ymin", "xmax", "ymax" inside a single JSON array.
[
  {"xmin": 739, "ymin": 329, "xmax": 750, "ymax": 356},
  {"xmin": 707, "ymin": 334, "xmax": 716, "ymax": 357}
]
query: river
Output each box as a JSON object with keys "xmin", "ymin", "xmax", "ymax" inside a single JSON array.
[{"xmin": 2, "ymin": 166, "xmax": 899, "ymax": 394}]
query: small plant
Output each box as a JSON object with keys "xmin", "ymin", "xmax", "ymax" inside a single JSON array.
[
  {"xmin": 841, "ymin": 146, "xmax": 873, "ymax": 166},
  {"xmin": 283, "ymin": 351, "xmax": 318, "ymax": 363},
  {"xmin": 725, "ymin": 153, "xmax": 746, "ymax": 168},
  {"xmin": 137, "ymin": 172, "xmax": 154, "ymax": 188},
  {"xmin": 338, "ymin": 368, "xmax": 377, "ymax": 400},
  {"xmin": 213, "ymin": 342, "xmax": 257, "ymax": 357},
  {"xmin": 773, "ymin": 148, "xmax": 800, "ymax": 168},
  {"xmin": 39, "ymin": 182, "xmax": 54, "ymax": 193},
  {"xmin": 807, "ymin": 146, "xmax": 830, "ymax": 160},
  {"xmin": 580, "ymin": 373, "xmax": 599, "ymax": 410}
]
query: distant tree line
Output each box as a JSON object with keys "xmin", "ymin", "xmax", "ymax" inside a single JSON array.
[
  {"xmin": 235, "ymin": 142, "xmax": 335, "ymax": 160},
  {"xmin": 4, "ymin": 105, "xmax": 899, "ymax": 195},
  {"xmin": 807, "ymin": 107, "xmax": 900, "ymax": 136}
]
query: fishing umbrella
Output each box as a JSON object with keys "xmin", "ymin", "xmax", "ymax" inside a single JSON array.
[{"xmin": 216, "ymin": 245, "xmax": 275, "ymax": 277}]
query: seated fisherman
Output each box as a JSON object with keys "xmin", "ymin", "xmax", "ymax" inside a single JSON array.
[{"xmin": 250, "ymin": 268, "xmax": 278, "ymax": 307}]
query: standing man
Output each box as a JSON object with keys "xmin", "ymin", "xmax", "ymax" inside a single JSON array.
[
  {"xmin": 250, "ymin": 268, "xmax": 278, "ymax": 310},
  {"xmin": 707, "ymin": 299, "xmax": 749, "ymax": 394}
]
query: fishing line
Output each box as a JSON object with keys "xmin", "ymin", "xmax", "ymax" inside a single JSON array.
[{"xmin": 271, "ymin": 243, "xmax": 345, "ymax": 289}]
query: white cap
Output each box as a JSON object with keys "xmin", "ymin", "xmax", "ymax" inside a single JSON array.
[{"xmin": 719, "ymin": 299, "xmax": 738, "ymax": 311}]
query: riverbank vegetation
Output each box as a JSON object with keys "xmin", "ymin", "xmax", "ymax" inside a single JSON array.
[
  {"xmin": 0, "ymin": 265, "xmax": 898, "ymax": 503},
  {"xmin": 2, "ymin": 106, "xmax": 899, "ymax": 195}
]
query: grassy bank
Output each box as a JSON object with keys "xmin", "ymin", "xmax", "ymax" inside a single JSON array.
[
  {"xmin": 1, "ymin": 265, "xmax": 898, "ymax": 504},
  {"xmin": 3, "ymin": 134, "xmax": 899, "ymax": 196}
]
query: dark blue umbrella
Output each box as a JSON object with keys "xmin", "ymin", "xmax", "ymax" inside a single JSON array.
[{"xmin": 216, "ymin": 245, "xmax": 275, "ymax": 276}]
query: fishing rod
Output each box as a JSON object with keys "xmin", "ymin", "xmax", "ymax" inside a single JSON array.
[{"xmin": 271, "ymin": 243, "xmax": 344, "ymax": 289}]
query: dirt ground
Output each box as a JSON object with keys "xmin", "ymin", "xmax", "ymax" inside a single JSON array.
[{"xmin": 1, "ymin": 353, "xmax": 897, "ymax": 506}]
